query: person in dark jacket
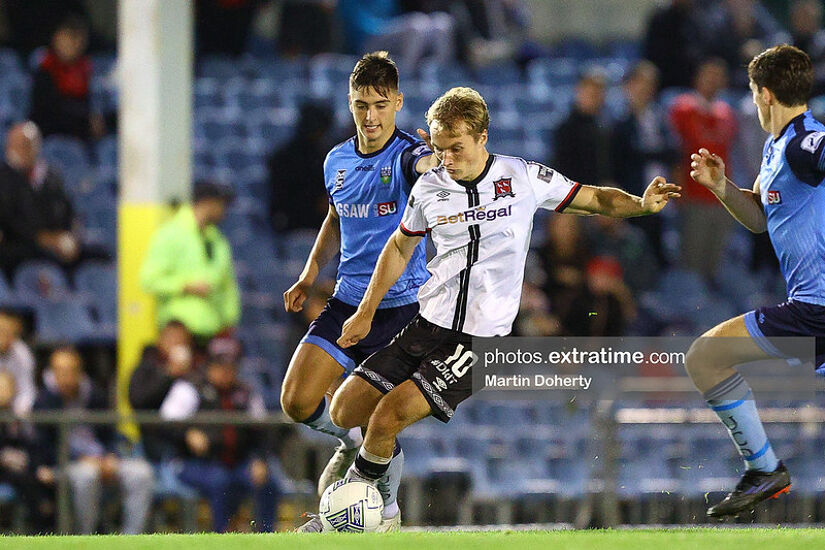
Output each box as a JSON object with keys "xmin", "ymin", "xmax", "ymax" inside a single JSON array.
[
  {"xmin": 35, "ymin": 347, "xmax": 154, "ymax": 534},
  {"xmin": 0, "ymin": 122, "xmax": 80, "ymax": 278},
  {"xmin": 551, "ymin": 69, "xmax": 613, "ymax": 188},
  {"xmin": 128, "ymin": 320, "xmax": 198, "ymax": 462},
  {"xmin": 166, "ymin": 348, "xmax": 279, "ymax": 532},
  {"xmin": 0, "ymin": 371, "xmax": 54, "ymax": 533},
  {"xmin": 28, "ymin": 15, "xmax": 105, "ymax": 141}
]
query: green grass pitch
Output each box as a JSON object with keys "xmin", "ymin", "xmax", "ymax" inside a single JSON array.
[{"xmin": 1, "ymin": 529, "xmax": 824, "ymax": 550}]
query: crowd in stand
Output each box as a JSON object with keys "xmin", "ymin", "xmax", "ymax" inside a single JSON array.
[{"xmin": 0, "ymin": 0, "xmax": 821, "ymax": 534}]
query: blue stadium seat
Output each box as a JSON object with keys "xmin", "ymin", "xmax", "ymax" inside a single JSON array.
[
  {"xmin": 35, "ymin": 299, "xmax": 99, "ymax": 343},
  {"xmin": 473, "ymin": 63, "xmax": 522, "ymax": 86},
  {"xmin": 74, "ymin": 261, "xmax": 117, "ymax": 330},
  {"xmin": 14, "ymin": 260, "xmax": 70, "ymax": 302},
  {"xmin": 555, "ymin": 38, "xmax": 599, "ymax": 61}
]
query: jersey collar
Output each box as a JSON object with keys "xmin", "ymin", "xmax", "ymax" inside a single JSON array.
[
  {"xmin": 354, "ymin": 128, "xmax": 400, "ymax": 159},
  {"xmin": 774, "ymin": 111, "xmax": 809, "ymax": 143},
  {"xmin": 455, "ymin": 154, "xmax": 495, "ymax": 188}
]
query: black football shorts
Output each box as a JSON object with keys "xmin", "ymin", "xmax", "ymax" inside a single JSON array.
[{"xmin": 353, "ymin": 314, "xmax": 479, "ymax": 423}]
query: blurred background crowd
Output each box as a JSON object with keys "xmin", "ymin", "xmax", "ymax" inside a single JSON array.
[{"xmin": 0, "ymin": 0, "xmax": 823, "ymax": 534}]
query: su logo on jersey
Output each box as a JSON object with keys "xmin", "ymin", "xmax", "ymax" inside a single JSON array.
[
  {"xmin": 767, "ymin": 190, "xmax": 782, "ymax": 205},
  {"xmin": 493, "ymin": 177, "xmax": 515, "ymax": 200}
]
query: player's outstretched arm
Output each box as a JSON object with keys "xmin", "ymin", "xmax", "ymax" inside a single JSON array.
[
  {"xmin": 337, "ymin": 228, "xmax": 422, "ymax": 348},
  {"xmin": 565, "ymin": 176, "xmax": 681, "ymax": 218},
  {"xmin": 690, "ymin": 148, "xmax": 767, "ymax": 233},
  {"xmin": 283, "ymin": 205, "xmax": 341, "ymax": 312}
]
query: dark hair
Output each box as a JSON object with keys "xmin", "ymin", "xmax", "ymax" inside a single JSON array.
[
  {"xmin": 748, "ymin": 44, "xmax": 813, "ymax": 107},
  {"xmin": 56, "ymin": 14, "xmax": 88, "ymax": 36},
  {"xmin": 349, "ymin": 51, "xmax": 399, "ymax": 97}
]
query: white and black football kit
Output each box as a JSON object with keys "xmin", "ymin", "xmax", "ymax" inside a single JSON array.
[{"xmin": 353, "ymin": 154, "xmax": 581, "ymax": 421}]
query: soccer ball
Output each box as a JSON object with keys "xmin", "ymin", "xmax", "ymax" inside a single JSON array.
[{"xmin": 319, "ymin": 479, "xmax": 384, "ymax": 533}]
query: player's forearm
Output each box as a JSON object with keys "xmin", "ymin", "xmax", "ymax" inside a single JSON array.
[
  {"xmin": 714, "ymin": 179, "xmax": 767, "ymax": 233},
  {"xmin": 298, "ymin": 212, "xmax": 340, "ymax": 285},
  {"xmin": 357, "ymin": 235, "xmax": 413, "ymax": 317},
  {"xmin": 590, "ymin": 187, "xmax": 649, "ymax": 218}
]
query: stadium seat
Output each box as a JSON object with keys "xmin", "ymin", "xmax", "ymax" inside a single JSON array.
[
  {"xmin": 13, "ymin": 260, "xmax": 70, "ymax": 302},
  {"xmin": 34, "ymin": 299, "xmax": 99, "ymax": 343},
  {"xmin": 74, "ymin": 261, "xmax": 118, "ymax": 330}
]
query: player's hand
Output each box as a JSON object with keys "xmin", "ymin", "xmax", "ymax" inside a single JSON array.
[
  {"xmin": 283, "ymin": 280, "xmax": 311, "ymax": 312},
  {"xmin": 337, "ymin": 310, "xmax": 374, "ymax": 348},
  {"xmin": 416, "ymin": 128, "xmax": 433, "ymax": 151},
  {"xmin": 641, "ymin": 176, "xmax": 681, "ymax": 214},
  {"xmin": 690, "ymin": 148, "xmax": 727, "ymax": 195}
]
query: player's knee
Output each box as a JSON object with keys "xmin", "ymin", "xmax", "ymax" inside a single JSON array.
[
  {"xmin": 279, "ymin": 384, "xmax": 317, "ymax": 423},
  {"xmin": 685, "ymin": 337, "xmax": 713, "ymax": 376},
  {"xmin": 329, "ymin": 383, "xmax": 368, "ymax": 429}
]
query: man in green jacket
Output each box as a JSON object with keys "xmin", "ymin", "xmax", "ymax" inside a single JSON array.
[{"xmin": 140, "ymin": 181, "xmax": 240, "ymax": 342}]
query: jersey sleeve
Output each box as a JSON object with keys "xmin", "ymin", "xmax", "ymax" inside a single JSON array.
[
  {"xmin": 400, "ymin": 142, "xmax": 433, "ymax": 187},
  {"xmin": 526, "ymin": 161, "xmax": 582, "ymax": 212},
  {"xmin": 399, "ymin": 186, "xmax": 427, "ymax": 236},
  {"xmin": 786, "ymin": 130, "xmax": 825, "ymax": 186}
]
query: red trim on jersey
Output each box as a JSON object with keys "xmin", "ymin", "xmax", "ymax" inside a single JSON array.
[
  {"xmin": 400, "ymin": 222, "xmax": 426, "ymax": 236},
  {"xmin": 555, "ymin": 182, "xmax": 583, "ymax": 212}
]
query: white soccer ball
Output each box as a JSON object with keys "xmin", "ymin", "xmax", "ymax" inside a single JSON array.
[{"xmin": 319, "ymin": 479, "xmax": 384, "ymax": 533}]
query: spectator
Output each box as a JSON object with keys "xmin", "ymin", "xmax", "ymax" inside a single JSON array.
[
  {"xmin": 540, "ymin": 214, "xmax": 591, "ymax": 326},
  {"xmin": 29, "ymin": 15, "xmax": 105, "ymax": 141},
  {"xmin": 562, "ymin": 256, "xmax": 636, "ymax": 337},
  {"xmin": 669, "ymin": 58, "xmax": 738, "ymax": 281},
  {"xmin": 162, "ymin": 349, "xmax": 278, "ymax": 533},
  {"xmin": 0, "ymin": 309, "xmax": 36, "ymax": 416},
  {"xmin": 704, "ymin": 0, "xmax": 789, "ymax": 89},
  {"xmin": 642, "ymin": 0, "xmax": 707, "ymax": 90},
  {"xmin": 0, "ymin": 122, "xmax": 82, "ymax": 278},
  {"xmin": 268, "ymin": 102, "xmax": 334, "ymax": 233},
  {"xmin": 196, "ymin": 0, "xmax": 259, "ymax": 57},
  {"xmin": 612, "ymin": 61, "xmax": 679, "ymax": 267},
  {"xmin": 552, "ymin": 69, "xmax": 613, "ymax": 188},
  {"xmin": 337, "ymin": 0, "xmax": 455, "ymax": 72},
  {"xmin": 140, "ymin": 181, "xmax": 241, "ymax": 344},
  {"xmin": 128, "ymin": 320, "xmax": 198, "ymax": 462},
  {"xmin": 35, "ymin": 347, "xmax": 154, "ymax": 534},
  {"xmin": 584, "ymin": 216, "xmax": 658, "ymax": 295},
  {"xmin": 790, "ymin": 0, "xmax": 825, "ymax": 96},
  {"xmin": 278, "ymin": 0, "xmax": 335, "ymax": 57},
  {"xmin": 0, "ymin": 371, "xmax": 55, "ymax": 533},
  {"xmin": 408, "ymin": 0, "xmax": 533, "ymax": 67}
]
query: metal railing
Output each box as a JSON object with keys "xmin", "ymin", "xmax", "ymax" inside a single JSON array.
[{"xmin": 0, "ymin": 411, "xmax": 290, "ymax": 534}]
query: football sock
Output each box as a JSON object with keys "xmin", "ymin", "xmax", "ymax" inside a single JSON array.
[
  {"xmin": 349, "ymin": 447, "xmax": 392, "ymax": 481},
  {"xmin": 704, "ymin": 372, "xmax": 780, "ymax": 472},
  {"xmin": 377, "ymin": 442, "xmax": 403, "ymax": 519},
  {"xmin": 302, "ymin": 396, "xmax": 363, "ymax": 449}
]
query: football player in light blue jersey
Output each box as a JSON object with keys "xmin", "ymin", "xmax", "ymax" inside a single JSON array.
[
  {"xmin": 280, "ymin": 52, "xmax": 437, "ymax": 523},
  {"xmin": 687, "ymin": 45, "xmax": 825, "ymax": 518}
]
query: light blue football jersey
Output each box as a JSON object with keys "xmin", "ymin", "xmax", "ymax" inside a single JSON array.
[
  {"xmin": 759, "ymin": 111, "xmax": 825, "ymax": 305},
  {"xmin": 324, "ymin": 128, "xmax": 431, "ymax": 308}
]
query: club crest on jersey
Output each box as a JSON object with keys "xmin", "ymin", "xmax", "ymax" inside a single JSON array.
[
  {"xmin": 493, "ymin": 177, "xmax": 515, "ymax": 200},
  {"xmin": 767, "ymin": 190, "xmax": 782, "ymax": 204},
  {"xmin": 335, "ymin": 169, "xmax": 346, "ymax": 191},
  {"xmin": 380, "ymin": 166, "xmax": 392, "ymax": 184}
]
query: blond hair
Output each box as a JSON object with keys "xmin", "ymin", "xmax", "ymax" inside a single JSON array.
[{"xmin": 426, "ymin": 87, "xmax": 489, "ymax": 138}]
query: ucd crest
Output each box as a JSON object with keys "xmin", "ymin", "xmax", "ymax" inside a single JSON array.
[
  {"xmin": 380, "ymin": 166, "xmax": 392, "ymax": 184},
  {"xmin": 493, "ymin": 177, "xmax": 515, "ymax": 200}
]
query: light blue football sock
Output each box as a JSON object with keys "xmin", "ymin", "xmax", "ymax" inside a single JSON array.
[
  {"xmin": 302, "ymin": 396, "xmax": 363, "ymax": 449},
  {"xmin": 704, "ymin": 372, "xmax": 780, "ymax": 472}
]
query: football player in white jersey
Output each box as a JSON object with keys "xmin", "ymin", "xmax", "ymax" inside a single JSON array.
[{"xmin": 300, "ymin": 87, "xmax": 679, "ymax": 531}]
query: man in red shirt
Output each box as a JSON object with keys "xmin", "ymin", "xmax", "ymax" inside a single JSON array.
[{"xmin": 670, "ymin": 58, "xmax": 738, "ymax": 281}]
